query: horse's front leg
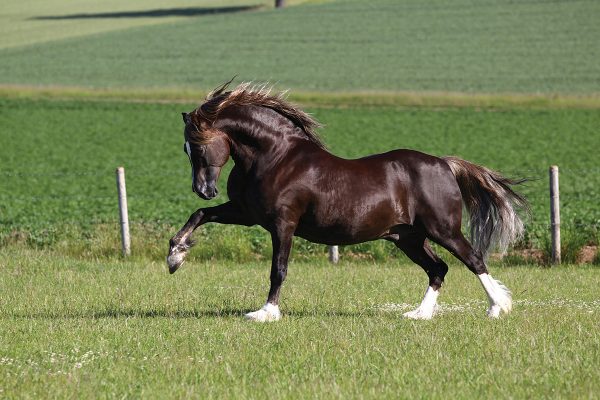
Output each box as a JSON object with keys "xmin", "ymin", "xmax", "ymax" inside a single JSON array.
[
  {"xmin": 245, "ymin": 221, "xmax": 296, "ymax": 322},
  {"xmin": 167, "ymin": 202, "xmax": 252, "ymax": 273}
]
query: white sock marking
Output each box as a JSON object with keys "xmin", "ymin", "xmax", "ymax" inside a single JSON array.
[
  {"xmin": 478, "ymin": 273, "xmax": 512, "ymax": 318},
  {"xmin": 244, "ymin": 303, "xmax": 281, "ymax": 322},
  {"xmin": 403, "ymin": 286, "xmax": 439, "ymax": 320}
]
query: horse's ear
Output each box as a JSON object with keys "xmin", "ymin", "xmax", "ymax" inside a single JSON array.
[{"xmin": 182, "ymin": 112, "xmax": 188, "ymax": 123}]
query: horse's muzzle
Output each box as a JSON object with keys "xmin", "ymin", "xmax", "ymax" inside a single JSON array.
[{"xmin": 195, "ymin": 184, "xmax": 218, "ymax": 200}]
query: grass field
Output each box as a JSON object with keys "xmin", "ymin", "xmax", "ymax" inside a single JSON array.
[
  {"xmin": 0, "ymin": 0, "xmax": 317, "ymax": 49},
  {"xmin": 1, "ymin": 97, "xmax": 599, "ymax": 261},
  {"xmin": 1, "ymin": 0, "xmax": 599, "ymax": 94},
  {"xmin": 1, "ymin": 248, "xmax": 599, "ymax": 398}
]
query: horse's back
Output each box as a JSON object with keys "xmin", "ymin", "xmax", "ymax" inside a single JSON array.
[
  {"xmin": 290, "ymin": 147, "xmax": 462, "ymax": 244},
  {"xmin": 357, "ymin": 148, "xmax": 463, "ymax": 216}
]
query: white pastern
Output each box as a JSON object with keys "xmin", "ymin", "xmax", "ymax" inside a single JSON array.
[
  {"xmin": 478, "ymin": 273, "xmax": 512, "ymax": 318},
  {"xmin": 244, "ymin": 303, "xmax": 281, "ymax": 322},
  {"xmin": 403, "ymin": 286, "xmax": 439, "ymax": 320}
]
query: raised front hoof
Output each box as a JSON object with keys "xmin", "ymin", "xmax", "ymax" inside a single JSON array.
[
  {"xmin": 403, "ymin": 308, "xmax": 435, "ymax": 320},
  {"xmin": 244, "ymin": 304, "xmax": 281, "ymax": 322},
  {"xmin": 166, "ymin": 250, "xmax": 186, "ymax": 274}
]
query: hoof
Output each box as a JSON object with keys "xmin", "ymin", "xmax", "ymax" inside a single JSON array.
[
  {"xmin": 166, "ymin": 247, "xmax": 187, "ymax": 274},
  {"xmin": 499, "ymin": 296, "xmax": 513, "ymax": 314},
  {"xmin": 487, "ymin": 305, "xmax": 502, "ymax": 319},
  {"xmin": 167, "ymin": 237, "xmax": 195, "ymax": 274},
  {"xmin": 487, "ymin": 298, "xmax": 512, "ymax": 319},
  {"xmin": 403, "ymin": 307, "xmax": 435, "ymax": 320},
  {"xmin": 244, "ymin": 303, "xmax": 281, "ymax": 322}
]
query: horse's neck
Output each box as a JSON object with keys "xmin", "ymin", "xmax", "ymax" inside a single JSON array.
[
  {"xmin": 228, "ymin": 130, "xmax": 308, "ymax": 174},
  {"xmin": 218, "ymin": 108, "xmax": 313, "ymax": 173}
]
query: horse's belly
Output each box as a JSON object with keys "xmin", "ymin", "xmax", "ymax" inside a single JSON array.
[
  {"xmin": 293, "ymin": 225, "xmax": 383, "ymax": 245},
  {"xmin": 294, "ymin": 199, "xmax": 409, "ymax": 245}
]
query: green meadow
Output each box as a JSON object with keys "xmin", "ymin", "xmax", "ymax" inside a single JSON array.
[
  {"xmin": 1, "ymin": 0, "xmax": 599, "ymax": 93},
  {"xmin": 1, "ymin": 248, "xmax": 599, "ymax": 398},
  {"xmin": 1, "ymin": 97, "xmax": 599, "ymax": 261},
  {"xmin": 0, "ymin": 0, "xmax": 315, "ymax": 49}
]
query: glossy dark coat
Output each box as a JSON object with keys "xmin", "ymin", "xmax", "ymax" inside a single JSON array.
[{"xmin": 167, "ymin": 87, "xmax": 526, "ymax": 310}]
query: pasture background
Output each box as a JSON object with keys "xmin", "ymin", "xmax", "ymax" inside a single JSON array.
[
  {"xmin": 1, "ymin": 0, "xmax": 599, "ymax": 260},
  {"xmin": 0, "ymin": 0, "xmax": 315, "ymax": 49},
  {"xmin": 1, "ymin": 0, "xmax": 600, "ymax": 398},
  {"xmin": 1, "ymin": 0, "xmax": 600, "ymax": 94},
  {"xmin": 1, "ymin": 98, "xmax": 599, "ymax": 262}
]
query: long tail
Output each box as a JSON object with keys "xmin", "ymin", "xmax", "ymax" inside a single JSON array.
[{"xmin": 443, "ymin": 156, "xmax": 529, "ymax": 257}]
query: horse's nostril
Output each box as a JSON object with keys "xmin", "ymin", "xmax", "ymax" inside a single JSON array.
[{"xmin": 194, "ymin": 182, "xmax": 204, "ymax": 194}]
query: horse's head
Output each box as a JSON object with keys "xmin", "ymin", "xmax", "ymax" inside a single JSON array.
[{"xmin": 181, "ymin": 112, "xmax": 230, "ymax": 200}]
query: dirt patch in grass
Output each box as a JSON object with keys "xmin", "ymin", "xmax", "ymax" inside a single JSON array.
[{"xmin": 578, "ymin": 245, "xmax": 599, "ymax": 264}]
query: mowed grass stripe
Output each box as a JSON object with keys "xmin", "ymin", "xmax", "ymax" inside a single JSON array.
[
  {"xmin": 1, "ymin": 248, "xmax": 599, "ymax": 398},
  {"xmin": 0, "ymin": 0, "xmax": 313, "ymax": 50},
  {"xmin": 1, "ymin": 0, "xmax": 599, "ymax": 93}
]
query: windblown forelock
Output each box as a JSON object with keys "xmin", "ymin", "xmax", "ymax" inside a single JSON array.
[
  {"xmin": 188, "ymin": 127, "xmax": 221, "ymax": 146},
  {"xmin": 186, "ymin": 108, "xmax": 221, "ymax": 146}
]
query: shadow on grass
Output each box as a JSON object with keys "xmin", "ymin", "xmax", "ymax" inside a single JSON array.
[
  {"xmin": 6, "ymin": 308, "xmax": 373, "ymax": 319},
  {"xmin": 32, "ymin": 5, "xmax": 263, "ymax": 20}
]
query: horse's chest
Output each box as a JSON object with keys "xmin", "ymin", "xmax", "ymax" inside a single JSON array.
[{"xmin": 228, "ymin": 182, "xmax": 279, "ymax": 226}]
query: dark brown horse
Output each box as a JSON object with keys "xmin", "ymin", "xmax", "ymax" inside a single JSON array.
[{"xmin": 167, "ymin": 82, "xmax": 527, "ymax": 321}]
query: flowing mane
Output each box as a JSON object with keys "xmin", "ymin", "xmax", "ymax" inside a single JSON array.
[{"xmin": 191, "ymin": 81, "xmax": 326, "ymax": 149}]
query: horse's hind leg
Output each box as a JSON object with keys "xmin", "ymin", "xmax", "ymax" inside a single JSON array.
[
  {"xmin": 436, "ymin": 233, "xmax": 512, "ymax": 318},
  {"xmin": 394, "ymin": 235, "xmax": 448, "ymax": 320}
]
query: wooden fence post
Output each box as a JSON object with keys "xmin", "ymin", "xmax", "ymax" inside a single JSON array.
[
  {"xmin": 328, "ymin": 245, "xmax": 339, "ymax": 264},
  {"xmin": 549, "ymin": 165, "xmax": 560, "ymax": 265},
  {"xmin": 116, "ymin": 167, "xmax": 131, "ymax": 257}
]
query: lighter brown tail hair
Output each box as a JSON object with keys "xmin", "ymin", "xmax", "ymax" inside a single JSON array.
[{"xmin": 443, "ymin": 156, "xmax": 528, "ymax": 257}]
